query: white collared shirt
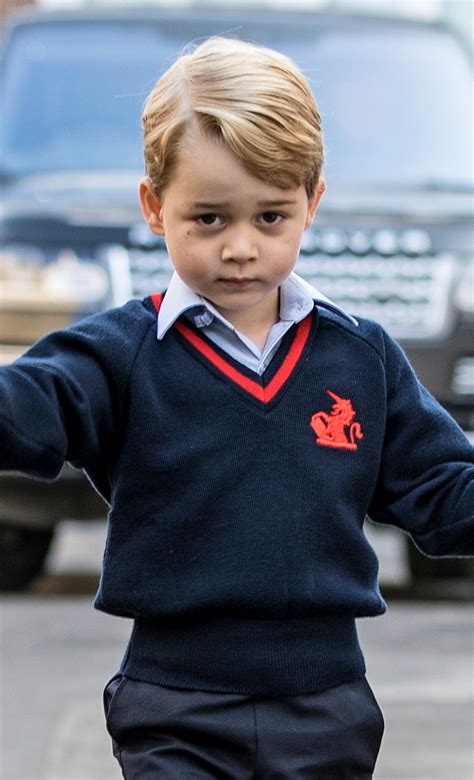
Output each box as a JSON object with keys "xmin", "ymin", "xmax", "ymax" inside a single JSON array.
[{"xmin": 157, "ymin": 271, "xmax": 356, "ymax": 375}]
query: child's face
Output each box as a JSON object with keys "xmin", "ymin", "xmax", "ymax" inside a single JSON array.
[{"xmin": 139, "ymin": 134, "xmax": 324, "ymax": 331}]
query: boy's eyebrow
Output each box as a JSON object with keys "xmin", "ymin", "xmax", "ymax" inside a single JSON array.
[
  {"xmin": 257, "ymin": 199, "xmax": 298, "ymax": 207},
  {"xmin": 185, "ymin": 199, "xmax": 298, "ymax": 209},
  {"xmin": 184, "ymin": 201, "xmax": 231, "ymax": 210}
]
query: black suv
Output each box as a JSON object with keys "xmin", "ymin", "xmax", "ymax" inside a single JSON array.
[{"xmin": 1, "ymin": 6, "xmax": 473, "ymax": 588}]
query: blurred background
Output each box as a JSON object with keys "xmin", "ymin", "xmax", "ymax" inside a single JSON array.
[{"xmin": 1, "ymin": 1, "xmax": 473, "ymax": 778}]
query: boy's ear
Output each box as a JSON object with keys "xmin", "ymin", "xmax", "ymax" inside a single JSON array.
[
  {"xmin": 304, "ymin": 177, "xmax": 326, "ymax": 229},
  {"xmin": 139, "ymin": 177, "xmax": 165, "ymax": 235}
]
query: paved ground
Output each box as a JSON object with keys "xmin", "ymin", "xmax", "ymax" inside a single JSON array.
[{"xmin": 1, "ymin": 522, "xmax": 473, "ymax": 780}]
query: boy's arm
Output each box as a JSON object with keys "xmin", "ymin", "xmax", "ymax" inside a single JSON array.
[
  {"xmin": 0, "ymin": 302, "xmax": 151, "ymax": 480},
  {"xmin": 367, "ymin": 330, "xmax": 474, "ymax": 558}
]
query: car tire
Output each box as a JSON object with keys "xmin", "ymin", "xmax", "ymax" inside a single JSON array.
[{"xmin": 0, "ymin": 524, "xmax": 54, "ymax": 591}]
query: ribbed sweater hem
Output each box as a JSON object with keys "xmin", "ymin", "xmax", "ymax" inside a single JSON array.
[{"xmin": 121, "ymin": 615, "xmax": 366, "ymax": 696}]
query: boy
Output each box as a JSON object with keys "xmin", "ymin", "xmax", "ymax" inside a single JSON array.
[{"xmin": 1, "ymin": 37, "xmax": 473, "ymax": 778}]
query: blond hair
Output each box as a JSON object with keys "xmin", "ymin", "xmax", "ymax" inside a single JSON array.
[{"xmin": 142, "ymin": 37, "xmax": 324, "ymax": 198}]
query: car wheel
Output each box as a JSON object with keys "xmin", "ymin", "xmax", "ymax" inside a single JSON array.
[
  {"xmin": 0, "ymin": 524, "xmax": 54, "ymax": 591},
  {"xmin": 407, "ymin": 539, "xmax": 474, "ymax": 580}
]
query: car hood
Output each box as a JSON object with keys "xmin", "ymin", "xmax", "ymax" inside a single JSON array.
[
  {"xmin": 1, "ymin": 171, "xmax": 473, "ymax": 226},
  {"xmin": 321, "ymin": 184, "xmax": 473, "ymax": 224},
  {"xmin": 1, "ymin": 171, "xmax": 144, "ymax": 225}
]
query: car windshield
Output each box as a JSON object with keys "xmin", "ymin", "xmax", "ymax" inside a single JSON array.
[{"xmin": 1, "ymin": 18, "xmax": 472, "ymax": 188}]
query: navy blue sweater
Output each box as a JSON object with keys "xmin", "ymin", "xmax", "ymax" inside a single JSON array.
[{"xmin": 1, "ymin": 294, "xmax": 473, "ymax": 695}]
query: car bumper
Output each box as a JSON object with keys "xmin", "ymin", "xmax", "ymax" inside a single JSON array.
[{"xmin": 0, "ymin": 464, "xmax": 107, "ymax": 528}]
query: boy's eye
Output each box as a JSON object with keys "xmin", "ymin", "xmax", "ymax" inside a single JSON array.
[
  {"xmin": 261, "ymin": 212, "xmax": 282, "ymax": 224},
  {"xmin": 198, "ymin": 214, "xmax": 222, "ymax": 226}
]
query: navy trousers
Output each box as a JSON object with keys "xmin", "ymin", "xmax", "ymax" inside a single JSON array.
[{"xmin": 103, "ymin": 673, "xmax": 384, "ymax": 778}]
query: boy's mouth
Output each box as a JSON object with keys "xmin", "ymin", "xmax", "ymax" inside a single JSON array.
[{"xmin": 218, "ymin": 278, "xmax": 255, "ymax": 288}]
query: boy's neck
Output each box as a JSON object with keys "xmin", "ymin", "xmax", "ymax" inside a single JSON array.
[{"xmin": 212, "ymin": 289, "xmax": 280, "ymax": 352}]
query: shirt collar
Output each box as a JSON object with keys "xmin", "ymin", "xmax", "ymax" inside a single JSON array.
[
  {"xmin": 284, "ymin": 272, "xmax": 358, "ymax": 326},
  {"xmin": 156, "ymin": 270, "xmax": 357, "ymax": 340}
]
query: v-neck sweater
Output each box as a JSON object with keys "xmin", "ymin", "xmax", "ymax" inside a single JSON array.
[
  {"xmin": 1, "ymin": 295, "xmax": 473, "ymax": 695},
  {"xmin": 157, "ymin": 269, "xmax": 357, "ymax": 374}
]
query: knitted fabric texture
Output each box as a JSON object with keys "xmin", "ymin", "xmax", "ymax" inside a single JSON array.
[{"xmin": 1, "ymin": 296, "xmax": 472, "ymax": 694}]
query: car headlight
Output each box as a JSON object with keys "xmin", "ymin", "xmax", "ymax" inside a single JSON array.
[
  {"xmin": 0, "ymin": 247, "xmax": 109, "ymax": 312},
  {"xmin": 453, "ymin": 260, "xmax": 474, "ymax": 316},
  {"xmin": 0, "ymin": 247, "xmax": 110, "ymax": 352}
]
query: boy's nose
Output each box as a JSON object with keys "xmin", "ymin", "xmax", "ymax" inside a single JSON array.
[{"xmin": 221, "ymin": 228, "xmax": 258, "ymax": 264}]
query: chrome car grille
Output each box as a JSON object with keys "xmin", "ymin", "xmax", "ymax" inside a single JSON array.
[
  {"xmin": 295, "ymin": 252, "xmax": 455, "ymax": 340},
  {"xmin": 104, "ymin": 236, "xmax": 456, "ymax": 342}
]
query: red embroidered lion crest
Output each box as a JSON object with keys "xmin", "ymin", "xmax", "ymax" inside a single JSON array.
[{"xmin": 310, "ymin": 390, "xmax": 364, "ymax": 451}]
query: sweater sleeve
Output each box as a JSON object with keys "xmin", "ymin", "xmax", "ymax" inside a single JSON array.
[
  {"xmin": 367, "ymin": 330, "xmax": 474, "ymax": 558},
  {"xmin": 0, "ymin": 301, "xmax": 153, "ymax": 481}
]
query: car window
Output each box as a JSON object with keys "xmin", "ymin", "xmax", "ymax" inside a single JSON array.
[
  {"xmin": 1, "ymin": 19, "xmax": 472, "ymax": 187},
  {"xmin": 1, "ymin": 23, "xmax": 176, "ymax": 174},
  {"xmin": 303, "ymin": 30, "xmax": 473, "ymax": 187}
]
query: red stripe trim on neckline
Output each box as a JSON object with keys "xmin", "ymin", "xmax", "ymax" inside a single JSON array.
[
  {"xmin": 151, "ymin": 292, "xmax": 164, "ymax": 312},
  {"xmin": 263, "ymin": 314, "xmax": 312, "ymax": 401},
  {"xmin": 174, "ymin": 313, "xmax": 313, "ymax": 404},
  {"xmin": 175, "ymin": 320, "xmax": 265, "ymax": 401}
]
